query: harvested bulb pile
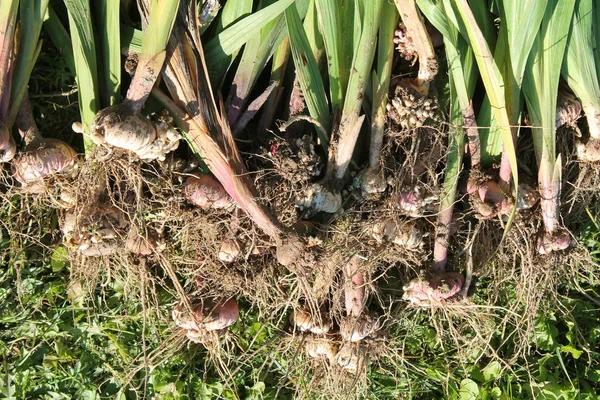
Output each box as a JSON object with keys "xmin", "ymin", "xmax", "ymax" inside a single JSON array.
[{"xmin": 3, "ymin": 0, "xmax": 600, "ymax": 397}]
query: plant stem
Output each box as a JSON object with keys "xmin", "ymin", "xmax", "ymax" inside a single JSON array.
[
  {"xmin": 394, "ymin": 0, "xmax": 437, "ymax": 94},
  {"xmin": 464, "ymin": 102, "xmax": 480, "ymax": 168},
  {"xmin": 366, "ymin": 0, "xmax": 398, "ymax": 173},
  {"xmin": 326, "ymin": 0, "xmax": 383, "ymax": 186},
  {"xmin": 125, "ymin": 0, "xmax": 179, "ymax": 113},
  {"xmin": 14, "ymin": 94, "xmax": 42, "ymax": 147},
  {"xmin": 344, "ymin": 256, "xmax": 364, "ymax": 318},
  {"xmin": 0, "ymin": 0, "xmax": 18, "ymax": 122}
]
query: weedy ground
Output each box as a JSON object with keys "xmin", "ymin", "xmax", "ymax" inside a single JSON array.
[{"xmin": 1, "ymin": 37, "xmax": 600, "ymax": 400}]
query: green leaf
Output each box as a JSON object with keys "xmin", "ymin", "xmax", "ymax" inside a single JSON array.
[
  {"xmin": 50, "ymin": 246, "xmax": 69, "ymax": 272},
  {"xmin": 595, "ymin": 1, "xmax": 600, "ymax": 81},
  {"xmin": 479, "ymin": 0, "xmax": 548, "ymax": 163},
  {"xmin": 227, "ymin": 0, "xmax": 309, "ymax": 126},
  {"xmin": 302, "ymin": 0, "xmax": 324, "ymax": 62},
  {"xmin": 207, "ymin": 0, "xmax": 253, "ymax": 86},
  {"xmin": 482, "ymin": 360, "xmax": 502, "ymax": 381},
  {"xmin": 536, "ymin": 316, "xmax": 559, "ymax": 351},
  {"xmin": 560, "ymin": 345, "xmax": 583, "ymax": 359},
  {"xmin": 588, "ymin": 369, "xmax": 600, "ymax": 382},
  {"xmin": 562, "ymin": 0, "xmax": 600, "ymax": 135},
  {"xmin": 338, "ymin": 0, "xmax": 383, "ymax": 141},
  {"xmin": 120, "ymin": 24, "xmax": 144, "ymax": 54},
  {"xmin": 523, "ymin": 0, "xmax": 575, "ymax": 233},
  {"xmin": 285, "ymin": 2, "xmax": 331, "ymax": 139},
  {"xmin": 459, "ymin": 378, "xmax": 480, "ymax": 400},
  {"xmin": 490, "ymin": 387, "xmax": 502, "ymax": 399},
  {"xmin": 97, "ymin": 0, "xmax": 121, "ymax": 107},
  {"xmin": 418, "ymin": 0, "xmax": 476, "ymax": 252},
  {"xmin": 43, "ymin": 6, "xmax": 76, "ymax": 74},
  {"xmin": 138, "ymin": 0, "xmax": 179, "ymax": 67},
  {"xmin": 206, "ymin": 0, "xmax": 295, "ymax": 82},
  {"xmin": 315, "ymin": 0, "xmax": 347, "ymax": 111},
  {"xmin": 257, "ymin": 35, "xmax": 291, "ymax": 133},
  {"xmin": 8, "ymin": 0, "xmax": 49, "ymax": 126},
  {"xmin": 64, "ymin": 0, "xmax": 100, "ymax": 153}
]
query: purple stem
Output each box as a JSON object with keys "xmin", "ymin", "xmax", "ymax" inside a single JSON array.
[{"xmin": 433, "ymin": 103, "xmax": 478, "ymax": 273}]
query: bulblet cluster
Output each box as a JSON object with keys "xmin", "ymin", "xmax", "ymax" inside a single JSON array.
[{"xmin": 386, "ymin": 86, "xmax": 438, "ymax": 131}]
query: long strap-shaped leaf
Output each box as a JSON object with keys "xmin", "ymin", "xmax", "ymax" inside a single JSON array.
[
  {"xmin": 207, "ymin": 0, "xmax": 253, "ymax": 87},
  {"xmin": 205, "ymin": 0, "xmax": 295, "ymax": 84},
  {"xmin": 227, "ymin": 0, "xmax": 310, "ymax": 128},
  {"xmin": 330, "ymin": 0, "xmax": 383, "ymax": 181},
  {"xmin": 7, "ymin": 0, "xmax": 49, "ymax": 127},
  {"xmin": 64, "ymin": 0, "xmax": 100, "ymax": 152},
  {"xmin": 285, "ymin": 3, "xmax": 331, "ymax": 141},
  {"xmin": 0, "ymin": 0, "xmax": 19, "ymax": 122},
  {"xmin": 479, "ymin": 0, "xmax": 548, "ymax": 181},
  {"xmin": 562, "ymin": 0, "xmax": 600, "ymax": 139},
  {"xmin": 453, "ymin": 0, "xmax": 518, "ymax": 234},
  {"xmin": 126, "ymin": 0, "xmax": 179, "ymax": 111},
  {"xmin": 368, "ymin": 1, "xmax": 398, "ymax": 170},
  {"xmin": 594, "ymin": 0, "xmax": 600, "ymax": 82},
  {"xmin": 314, "ymin": 0, "xmax": 348, "ymax": 111},
  {"xmin": 97, "ymin": 0, "xmax": 121, "ymax": 107}
]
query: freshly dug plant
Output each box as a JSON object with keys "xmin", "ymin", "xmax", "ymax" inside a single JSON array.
[
  {"xmin": 555, "ymin": 89, "xmax": 583, "ymax": 130},
  {"xmin": 386, "ymin": 84, "xmax": 438, "ymax": 132},
  {"xmin": 88, "ymin": 109, "xmax": 181, "ymax": 161},
  {"xmin": 393, "ymin": 21, "xmax": 443, "ymax": 62},
  {"xmin": 172, "ymin": 297, "xmax": 239, "ymax": 342},
  {"xmin": 0, "ymin": 121, "xmax": 15, "ymax": 163},
  {"xmin": 523, "ymin": 0, "xmax": 576, "ymax": 254},
  {"xmin": 396, "ymin": 184, "xmax": 438, "ymax": 217},
  {"xmin": 125, "ymin": 227, "xmax": 158, "ymax": 256},
  {"xmin": 393, "ymin": 0, "xmax": 438, "ymax": 95},
  {"xmin": 218, "ymin": 237, "xmax": 243, "ymax": 263},
  {"xmin": 12, "ymin": 96, "xmax": 77, "ymax": 187},
  {"xmin": 86, "ymin": 0, "xmax": 181, "ymax": 161},
  {"xmin": 156, "ymin": 4, "xmax": 304, "ymax": 268},
  {"xmin": 335, "ymin": 342, "xmax": 362, "ymax": 373},
  {"xmin": 361, "ymin": 2, "xmax": 398, "ymax": 196},
  {"xmin": 184, "ymin": 172, "xmax": 234, "ymax": 210},
  {"xmin": 294, "ymin": 0, "xmax": 384, "ymax": 213},
  {"xmin": 305, "ymin": 337, "xmax": 338, "ymax": 361}
]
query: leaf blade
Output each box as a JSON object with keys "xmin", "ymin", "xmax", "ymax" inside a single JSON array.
[{"xmin": 284, "ymin": 3, "xmax": 331, "ymax": 141}]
